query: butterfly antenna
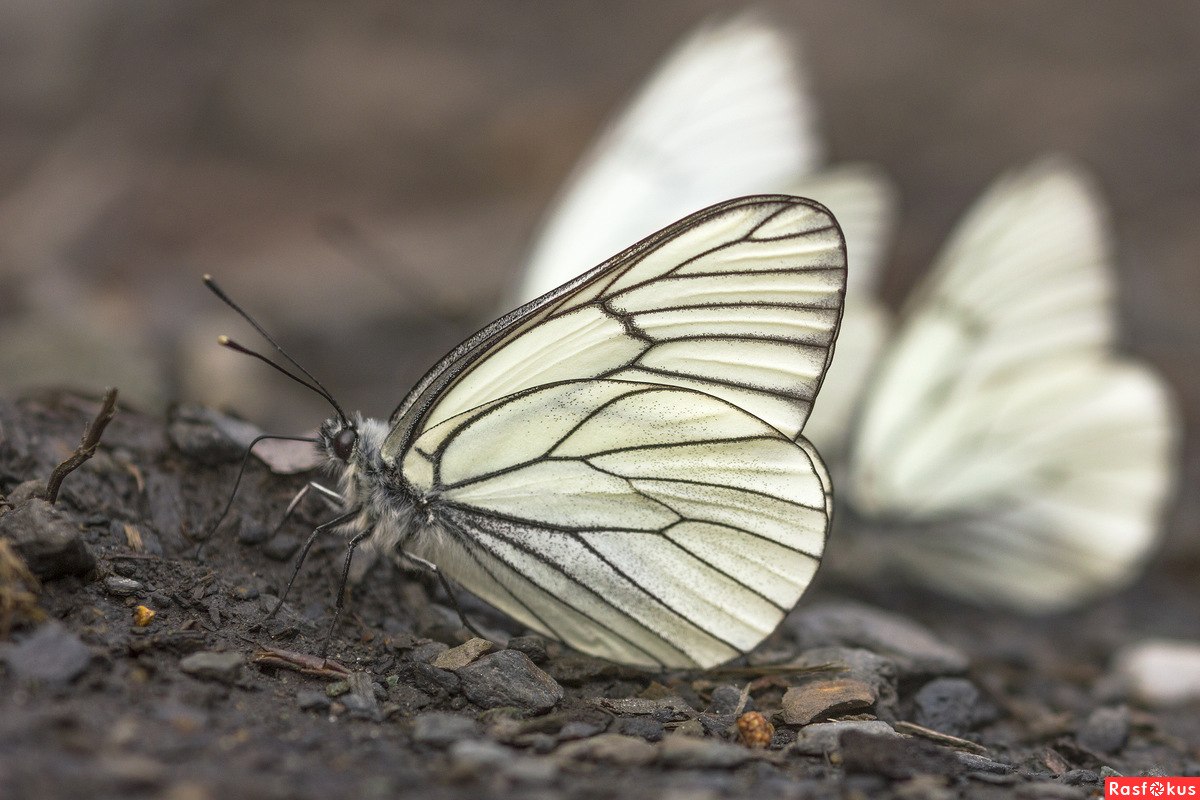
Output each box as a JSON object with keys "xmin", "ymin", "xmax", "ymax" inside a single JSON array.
[{"xmin": 203, "ymin": 275, "xmax": 350, "ymax": 425}]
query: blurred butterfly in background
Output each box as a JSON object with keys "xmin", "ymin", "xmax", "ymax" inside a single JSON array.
[
  {"xmin": 211, "ymin": 193, "xmax": 849, "ymax": 669},
  {"xmin": 844, "ymin": 159, "xmax": 1178, "ymax": 610},
  {"xmin": 516, "ymin": 14, "xmax": 1179, "ymax": 611}
]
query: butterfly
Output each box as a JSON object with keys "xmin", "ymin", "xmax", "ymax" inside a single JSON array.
[
  {"xmin": 208, "ymin": 194, "xmax": 849, "ymax": 669},
  {"xmin": 515, "ymin": 15, "xmax": 1178, "ymax": 611},
  {"xmin": 843, "ymin": 159, "xmax": 1178, "ymax": 610}
]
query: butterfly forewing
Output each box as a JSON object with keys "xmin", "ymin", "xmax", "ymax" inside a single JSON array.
[{"xmin": 383, "ymin": 196, "xmax": 846, "ymax": 463}]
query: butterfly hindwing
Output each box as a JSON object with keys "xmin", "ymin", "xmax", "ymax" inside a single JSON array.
[{"xmin": 400, "ymin": 379, "xmax": 831, "ymax": 669}]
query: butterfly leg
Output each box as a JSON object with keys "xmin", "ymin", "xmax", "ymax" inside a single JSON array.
[
  {"xmin": 320, "ymin": 525, "xmax": 374, "ymax": 660},
  {"xmin": 266, "ymin": 507, "xmax": 359, "ymax": 619},
  {"xmin": 273, "ymin": 481, "xmax": 343, "ymax": 537},
  {"xmin": 397, "ymin": 550, "xmax": 489, "ymax": 641}
]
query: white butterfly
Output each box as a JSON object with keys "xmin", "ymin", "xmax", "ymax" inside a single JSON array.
[
  {"xmin": 844, "ymin": 158, "xmax": 1178, "ymax": 610},
  {"xmin": 516, "ymin": 15, "xmax": 896, "ymax": 461},
  {"xmin": 516, "ymin": 17, "xmax": 1178, "ymax": 611},
  {"xmin": 211, "ymin": 195, "xmax": 848, "ymax": 669}
]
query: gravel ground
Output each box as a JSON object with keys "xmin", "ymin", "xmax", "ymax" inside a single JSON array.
[
  {"xmin": 2, "ymin": 4, "xmax": 1199, "ymax": 798},
  {"xmin": 1, "ymin": 391, "xmax": 1197, "ymax": 800}
]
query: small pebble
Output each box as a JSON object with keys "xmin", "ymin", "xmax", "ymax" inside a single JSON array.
[
  {"xmin": 447, "ymin": 738, "xmax": 511, "ymax": 774},
  {"xmin": 297, "ymin": 690, "xmax": 331, "ymax": 712},
  {"xmin": 261, "ymin": 534, "xmax": 301, "ymax": 562},
  {"xmin": 411, "ymin": 712, "xmax": 479, "ymax": 747},
  {"xmin": 0, "ymin": 497, "xmax": 96, "ymax": 579},
  {"xmin": 913, "ymin": 677, "xmax": 994, "ymax": 736},
  {"xmin": 105, "ymin": 576, "xmax": 144, "ymax": 597},
  {"xmin": 0, "ymin": 621, "xmax": 92, "ymax": 683},
  {"xmin": 1076, "ymin": 706, "xmax": 1129, "ymax": 754},
  {"xmin": 558, "ymin": 720, "xmax": 604, "ymax": 741},
  {"xmin": 406, "ymin": 641, "xmax": 449, "ymax": 664},
  {"xmin": 1060, "ymin": 769, "xmax": 1100, "ymax": 786},
  {"xmin": 235, "ymin": 520, "xmax": 270, "ymax": 546},
  {"xmin": 659, "ymin": 735, "xmax": 757, "ymax": 769},
  {"xmin": 179, "ymin": 651, "xmax": 243, "ymax": 684},
  {"xmin": 618, "ymin": 716, "xmax": 665, "ymax": 742},
  {"xmin": 432, "ymin": 638, "xmax": 495, "ymax": 670},
  {"xmin": 790, "ymin": 721, "xmax": 899, "ymax": 756},
  {"xmin": 782, "ymin": 679, "xmax": 877, "ymax": 725},
  {"xmin": 554, "ymin": 734, "xmax": 657, "ymax": 766},
  {"xmin": 456, "ymin": 650, "xmax": 563, "ymax": 713},
  {"xmin": 707, "ymin": 684, "xmax": 747, "ymax": 715},
  {"xmin": 506, "ymin": 635, "xmax": 548, "ymax": 664},
  {"xmin": 132, "ymin": 605, "xmax": 156, "ymax": 627},
  {"xmin": 839, "ymin": 729, "xmax": 963, "ymax": 779},
  {"xmin": 390, "ymin": 683, "xmax": 434, "ymax": 714},
  {"xmin": 790, "ymin": 602, "xmax": 968, "ymax": 677}
]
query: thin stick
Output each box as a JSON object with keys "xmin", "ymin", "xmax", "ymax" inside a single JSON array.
[{"xmin": 42, "ymin": 387, "xmax": 118, "ymax": 504}]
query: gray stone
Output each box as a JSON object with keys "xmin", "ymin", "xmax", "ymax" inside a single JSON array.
[
  {"xmin": 618, "ymin": 715, "xmax": 665, "ymax": 742},
  {"xmin": 389, "ymin": 682, "xmax": 433, "ymax": 714},
  {"xmin": 447, "ymin": 738, "xmax": 511, "ymax": 773},
  {"xmin": 558, "ymin": 720, "xmax": 604, "ymax": 741},
  {"xmin": 406, "ymin": 641, "xmax": 449, "ymax": 664},
  {"xmin": 789, "ymin": 602, "xmax": 968, "ymax": 677},
  {"xmin": 104, "ymin": 575, "xmax": 143, "ymax": 596},
  {"xmin": 790, "ymin": 720, "xmax": 898, "ymax": 756},
  {"xmin": 0, "ymin": 498, "xmax": 95, "ymax": 579},
  {"xmin": 506, "ymin": 635, "xmax": 548, "ymax": 664},
  {"xmin": 956, "ymin": 752, "xmax": 1017, "ymax": 774},
  {"xmin": 412, "ymin": 712, "xmax": 479, "ymax": 747},
  {"xmin": 499, "ymin": 755, "xmax": 559, "ymax": 786},
  {"xmin": 914, "ymin": 677, "xmax": 994, "ymax": 736},
  {"xmin": 554, "ymin": 733, "xmax": 657, "ymax": 766},
  {"xmin": 658, "ymin": 735, "xmax": 758, "ymax": 769},
  {"xmin": 235, "ymin": 519, "xmax": 270, "ymax": 546},
  {"xmin": 707, "ymin": 684, "xmax": 747, "ymax": 715},
  {"xmin": 839, "ymin": 729, "xmax": 964, "ymax": 779},
  {"xmin": 261, "ymin": 533, "xmax": 301, "ymax": 561},
  {"xmin": 0, "ymin": 621, "xmax": 92, "ymax": 683},
  {"xmin": 456, "ymin": 650, "xmax": 563, "ymax": 713},
  {"xmin": 297, "ymin": 690, "xmax": 331, "ymax": 712},
  {"xmin": 395, "ymin": 661, "xmax": 459, "ymax": 694},
  {"xmin": 1077, "ymin": 706, "xmax": 1130, "ymax": 754},
  {"xmin": 179, "ymin": 651, "xmax": 243, "ymax": 683}
]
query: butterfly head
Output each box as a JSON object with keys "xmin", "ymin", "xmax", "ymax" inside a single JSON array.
[{"xmin": 320, "ymin": 418, "xmax": 359, "ymax": 464}]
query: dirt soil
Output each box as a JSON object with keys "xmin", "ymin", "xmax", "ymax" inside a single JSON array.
[{"xmin": 1, "ymin": 391, "xmax": 1196, "ymax": 800}]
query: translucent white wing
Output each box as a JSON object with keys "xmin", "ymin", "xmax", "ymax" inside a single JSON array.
[
  {"xmin": 517, "ymin": 15, "xmax": 822, "ymax": 304},
  {"xmin": 783, "ymin": 166, "xmax": 896, "ymax": 455},
  {"xmin": 386, "ymin": 195, "xmax": 847, "ymax": 460},
  {"xmin": 401, "ymin": 380, "xmax": 831, "ymax": 668},
  {"xmin": 847, "ymin": 157, "xmax": 1178, "ymax": 609}
]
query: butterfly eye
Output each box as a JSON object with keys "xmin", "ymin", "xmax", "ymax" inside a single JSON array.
[{"xmin": 332, "ymin": 428, "xmax": 357, "ymax": 461}]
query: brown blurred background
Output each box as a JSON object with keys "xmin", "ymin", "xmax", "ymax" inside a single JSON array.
[{"xmin": 0, "ymin": 1, "xmax": 1196, "ymax": 556}]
